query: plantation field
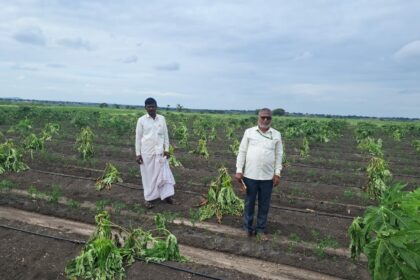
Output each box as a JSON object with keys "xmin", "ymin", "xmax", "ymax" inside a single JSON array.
[{"xmin": 1, "ymin": 103, "xmax": 420, "ymax": 280}]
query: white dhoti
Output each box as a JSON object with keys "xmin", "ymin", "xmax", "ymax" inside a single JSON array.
[{"xmin": 140, "ymin": 154, "xmax": 175, "ymax": 201}]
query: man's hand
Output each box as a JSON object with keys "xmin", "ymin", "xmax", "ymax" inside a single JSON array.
[
  {"xmin": 235, "ymin": 173, "xmax": 246, "ymax": 192},
  {"xmin": 136, "ymin": 155, "xmax": 143, "ymax": 165},
  {"xmin": 163, "ymin": 151, "xmax": 170, "ymax": 159},
  {"xmin": 273, "ymin": 175, "xmax": 280, "ymax": 187}
]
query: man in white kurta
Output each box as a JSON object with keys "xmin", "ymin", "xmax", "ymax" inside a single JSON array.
[{"xmin": 135, "ymin": 98, "xmax": 175, "ymax": 208}]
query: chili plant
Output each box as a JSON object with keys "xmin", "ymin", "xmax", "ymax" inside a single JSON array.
[
  {"xmin": 199, "ymin": 167, "xmax": 244, "ymax": 223},
  {"xmin": 96, "ymin": 163, "xmax": 123, "ymax": 190},
  {"xmin": 349, "ymin": 183, "xmax": 420, "ymax": 280}
]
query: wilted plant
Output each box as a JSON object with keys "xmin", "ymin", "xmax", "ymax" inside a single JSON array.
[
  {"xmin": 357, "ymin": 137, "xmax": 383, "ymax": 157},
  {"xmin": 199, "ymin": 167, "xmax": 244, "ymax": 223},
  {"xmin": 208, "ymin": 127, "xmax": 217, "ymax": 141},
  {"xmin": 364, "ymin": 157, "xmax": 392, "ymax": 200},
  {"xmin": 299, "ymin": 137, "xmax": 310, "ymax": 157},
  {"xmin": 9, "ymin": 118, "xmax": 32, "ymax": 136},
  {"xmin": 23, "ymin": 133, "xmax": 44, "ymax": 159},
  {"xmin": 225, "ymin": 126, "xmax": 235, "ymax": 140},
  {"xmin": 175, "ymin": 123, "xmax": 189, "ymax": 147},
  {"xmin": 41, "ymin": 123, "xmax": 60, "ymax": 141},
  {"xmin": 168, "ymin": 145, "xmax": 182, "ymax": 167},
  {"xmin": 95, "ymin": 163, "xmax": 123, "ymax": 190},
  {"xmin": 65, "ymin": 212, "xmax": 187, "ymax": 279},
  {"xmin": 412, "ymin": 140, "xmax": 420, "ymax": 153},
  {"xmin": 0, "ymin": 140, "xmax": 29, "ymax": 174},
  {"xmin": 76, "ymin": 127, "xmax": 95, "ymax": 160},
  {"xmin": 190, "ymin": 137, "xmax": 209, "ymax": 159},
  {"xmin": 229, "ymin": 138, "xmax": 240, "ymax": 156}
]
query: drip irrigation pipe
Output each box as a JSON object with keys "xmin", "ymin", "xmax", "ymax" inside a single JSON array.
[
  {"xmin": 29, "ymin": 168, "xmax": 359, "ymax": 220},
  {"xmin": 0, "ymin": 224, "xmax": 225, "ymax": 280}
]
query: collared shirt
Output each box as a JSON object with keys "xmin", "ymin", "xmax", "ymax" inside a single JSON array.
[
  {"xmin": 236, "ymin": 126, "xmax": 283, "ymax": 180},
  {"xmin": 135, "ymin": 114, "xmax": 169, "ymax": 156}
]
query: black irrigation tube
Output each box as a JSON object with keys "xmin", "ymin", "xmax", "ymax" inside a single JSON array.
[
  {"xmin": 29, "ymin": 168, "xmax": 357, "ymax": 220},
  {"xmin": 0, "ymin": 224, "xmax": 225, "ymax": 280},
  {"xmin": 290, "ymin": 163, "xmax": 420, "ymax": 179}
]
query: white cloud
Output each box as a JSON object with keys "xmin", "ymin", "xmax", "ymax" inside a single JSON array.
[{"xmin": 394, "ymin": 40, "xmax": 420, "ymax": 61}]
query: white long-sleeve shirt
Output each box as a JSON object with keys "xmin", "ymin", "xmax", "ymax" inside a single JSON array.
[
  {"xmin": 135, "ymin": 114, "xmax": 169, "ymax": 156},
  {"xmin": 236, "ymin": 126, "xmax": 283, "ymax": 180}
]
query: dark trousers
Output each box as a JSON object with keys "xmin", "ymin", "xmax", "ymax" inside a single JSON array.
[{"xmin": 243, "ymin": 177, "xmax": 273, "ymax": 234}]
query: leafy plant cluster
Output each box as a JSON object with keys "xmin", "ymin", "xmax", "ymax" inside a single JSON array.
[
  {"xmin": 95, "ymin": 163, "xmax": 123, "ymax": 190},
  {"xmin": 413, "ymin": 140, "xmax": 420, "ymax": 153},
  {"xmin": 349, "ymin": 183, "xmax": 420, "ymax": 280},
  {"xmin": 23, "ymin": 122, "xmax": 60, "ymax": 159},
  {"xmin": 198, "ymin": 167, "xmax": 244, "ymax": 223},
  {"xmin": 356, "ymin": 134, "xmax": 391, "ymax": 200},
  {"xmin": 65, "ymin": 212, "xmax": 187, "ymax": 280},
  {"xmin": 76, "ymin": 127, "xmax": 95, "ymax": 160},
  {"xmin": 0, "ymin": 140, "xmax": 29, "ymax": 174},
  {"xmin": 190, "ymin": 137, "xmax": 209, "ymax": 159},
  {"xmin": 168, "ymin": 145, "xmax": 183, "ymax": 167},
  {"xmin": 357, "ymin": 137, "xmax": 384, "ymax": 157},
  {"xmin": 382, "ymin": 124, "xmax": 408, "ymax": 142},
  {"xmin": 229, "ymin": 138, "xmax": 240, "ymax": 156}
]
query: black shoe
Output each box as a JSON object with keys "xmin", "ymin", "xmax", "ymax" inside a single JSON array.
[
  {"xmin": 165, "ymin": 197, "xmax": 174, "ymax": 204},
  {"xmin": 243, "ymin": 231, "xmax": 254, "ymax": 238},
  {"xmin": 145, "ymin": 201, "xmax": 154, "ymax": 209},
  {"xmin": 256, "ymin": 232, "xmax": 269, "ymax": 241}
]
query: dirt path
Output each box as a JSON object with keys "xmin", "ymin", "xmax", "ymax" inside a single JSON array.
[{"xmin": 0, "ymin": 206, "xmax": 343, "ymax": 280}]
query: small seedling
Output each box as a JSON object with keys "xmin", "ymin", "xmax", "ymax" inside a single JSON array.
[
  {"xmin": 68, "ymin": 199, "xmax": 81, "ymax": 209},
  {"xmin": 343, "ymin": 189, "xmax": 355, "ymax": 199},
  {"xmin": 132, "ymin": 203, "xmax": 144, "ymax": 215},
  {"xmin": 189, "ymin": 208, "xmax": 200, "ymax": 227},
  {"xmin": 112, "ymin": 201, "xmax": 127, "ymax": 215},
  {"xmin": 48, "ymin": 185, "xmax": 63, "ymax": 203},
  {"xmin": 95, "ymin": 199, "xmax": 110, "ymax": 213},
  {"xmin": 0, "ymin": 180, "xmax": 15, "ymax": 191}
]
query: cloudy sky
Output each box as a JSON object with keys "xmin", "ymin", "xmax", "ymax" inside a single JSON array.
[{"xmin": 1, "ymin": 1, "xmax": 420, "ymax": 117}]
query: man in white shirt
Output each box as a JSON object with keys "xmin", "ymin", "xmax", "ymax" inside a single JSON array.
[
  {"xmin": 235, "ymin": 108, "xmax": 283, "ymax": 239},
  {"xmin": 136, "ymin": 98, "xmax": 175, "ymax": 209}
]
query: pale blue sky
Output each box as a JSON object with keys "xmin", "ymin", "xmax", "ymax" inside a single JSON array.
[{"xmin": 1, "ymin": 1, "xmax": 420, "ymax": 117}]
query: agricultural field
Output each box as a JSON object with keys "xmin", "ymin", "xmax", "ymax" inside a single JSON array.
[{"xmin": 1, "ymin": 103, "xmax": 420, "ymax": 280}]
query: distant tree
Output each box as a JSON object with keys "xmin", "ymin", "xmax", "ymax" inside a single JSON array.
[
  {"xmin": 99, "ymin": 103, "xmax": 108, "ymax": 108},
  {"xmin": 166, "ymin": 104, "xmax": 170, "ymax": 111},
  {"xmin": 115, "ymin": 104, "xmax": 120, "ymax": 109},
  {"xmin": 176, "ymin": 104, "xmax": 183, "ymax": 112},
  {"xmin": 272, "ymin": 108, "xmax": 286, "ymax": 116}
]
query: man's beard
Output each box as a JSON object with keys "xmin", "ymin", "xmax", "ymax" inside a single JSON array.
[{"xmin": 258, "ymin": 122, "xmax": 271, "ymax": 129}]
